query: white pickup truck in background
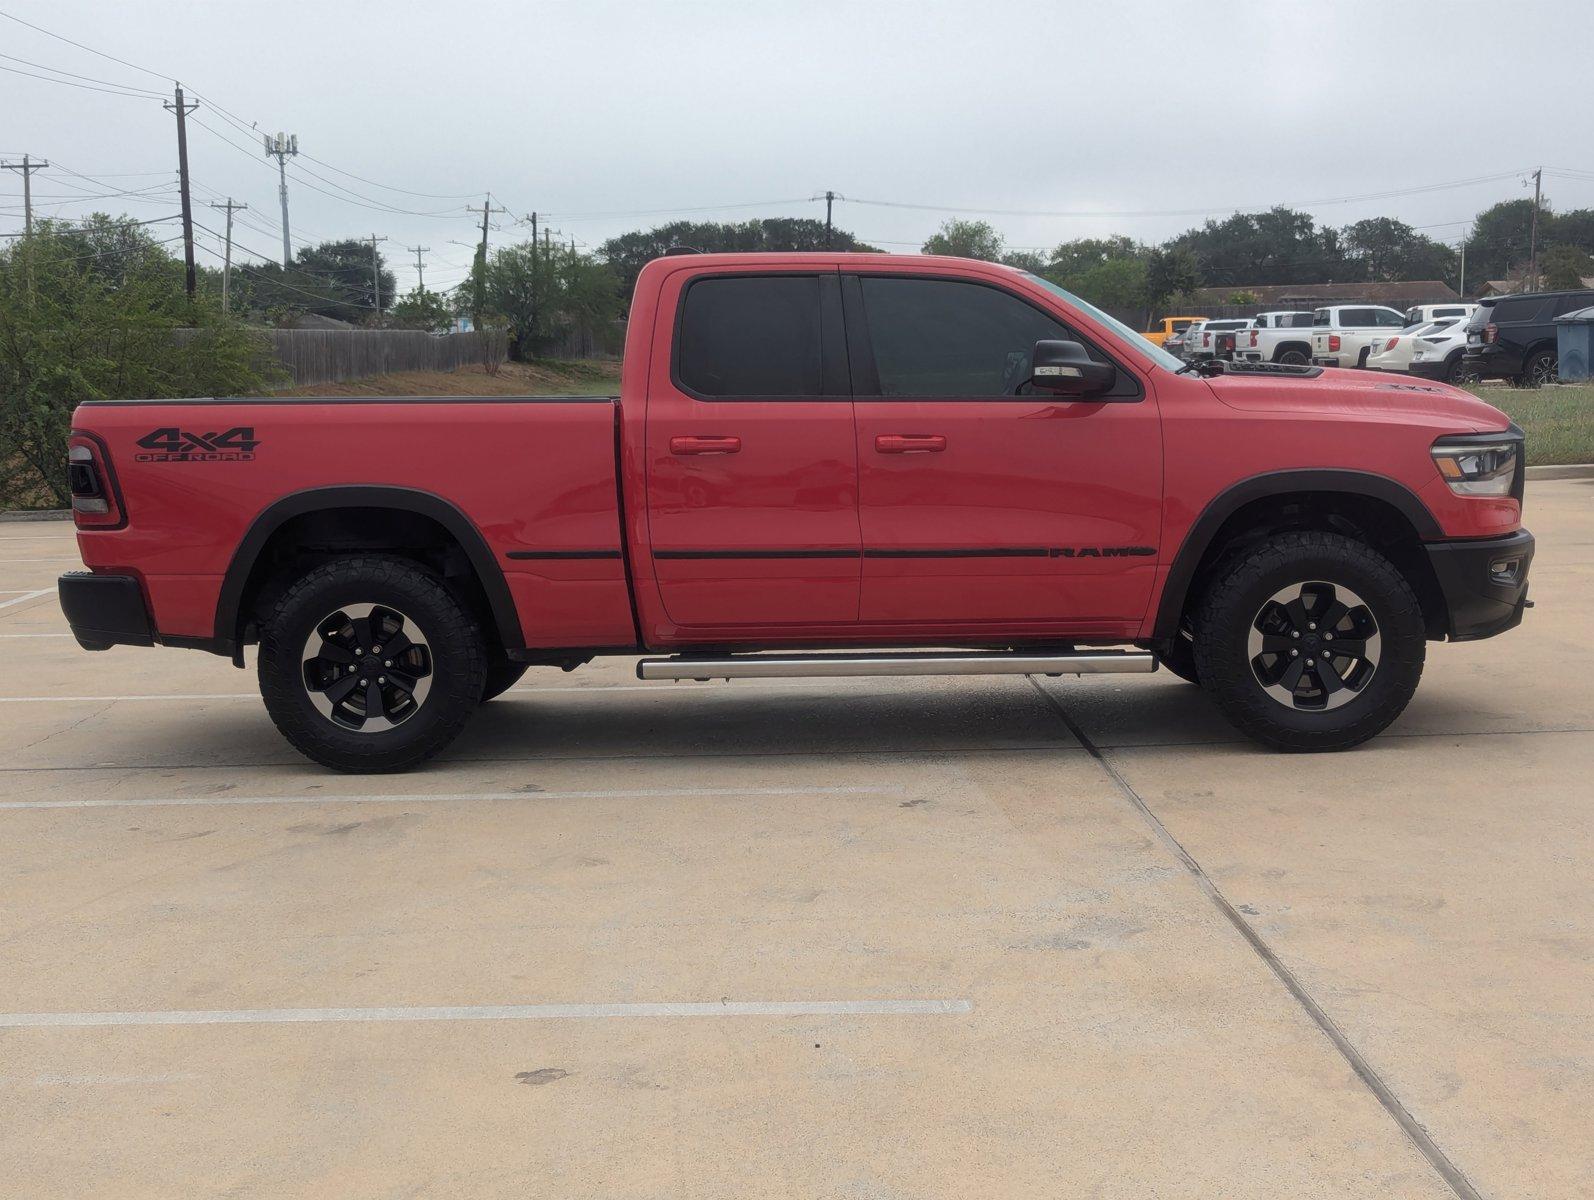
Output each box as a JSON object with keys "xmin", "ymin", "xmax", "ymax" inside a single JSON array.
[
  {"xmin": 1230, "ymin": 311, "xmax": 1316, "ymax": 365},
  {"xmin": 1310, "ymin": 305, "xmax": 1409, "ymax": 368}
]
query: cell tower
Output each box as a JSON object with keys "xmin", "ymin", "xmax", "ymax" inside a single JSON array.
[{"xmin": 263, "ymin": 131, "xmax": 299, "ymax": 267}]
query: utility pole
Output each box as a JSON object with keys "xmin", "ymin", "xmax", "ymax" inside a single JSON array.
[
  {"xmin": 1, "ymin": 154, "xmax": 48, "ymax": 239},
  {"xmin": 467, "ymin": 195, "xmax": 508, "ymax": 327},
  {"xmin": 207, "ymin": 198, "xmax": 247, "ymax": 312},
  {"xmin": 164, "ymin": 85, "xmax": 199, "ymax": 299},
  {"xmin": 824, "ymin": 189, "xmax": 836, "ymax": 249},
  {"xmin": 1527, "ymin": 167, "xmax": 1543, "ymax": 293},
  {"xmin": 363, "ymin": 233, "xmax": 389, "ymax": 313},
  {"xmin": 408, "ymin": 244, "xmax": 430, "ymax": 292},
  {"xmin": 1458, "ymin": 231, "xmax": 1468, "ymax": 298},
  {"xmin": 263, "ymin": 131, "xmax": 300, "ymax": 267}
]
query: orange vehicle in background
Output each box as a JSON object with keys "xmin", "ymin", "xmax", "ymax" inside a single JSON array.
[{"xmin": 1143, "ymin": 315, "xmax": 1203, "ymax": 346}]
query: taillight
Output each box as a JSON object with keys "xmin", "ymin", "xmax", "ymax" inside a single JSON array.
[
  {"xmin": 1203, "ymin": 332, "xmax": 1211, "ymax": 346},
  {"xmin": 1385, "ymin": 337, "xmax": 1399, "ymax": 351},
  {"xmin": 1249, "ymin": 330, "xmax": 1258, "ymax": 347},
  {"xmin": 1329, "ymin": 334, "xmax": 1342, "ymax": 352},
  {"xmin": 1483, "ymin": 324, "xmax": 1498, "ymax": 344},
  {"xmin": 67, "ymin": 433, "xmax": 124, "ymax": 529}
]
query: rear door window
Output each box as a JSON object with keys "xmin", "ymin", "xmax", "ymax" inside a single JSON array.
[
  {"xmin": 1550, "ymin": 291, "xmax": 1594, "ymax": 317},
  {"xmin": 1338, "ymin": 308, "xmax": 1376, "ymax": 326},
  {"xmin": 676, "ymin": 275, "xmax": 823, "ymax": 397},
  {"xmin": 1493, "ymin": 296, "xmax": 1547, "ymax": 324}
]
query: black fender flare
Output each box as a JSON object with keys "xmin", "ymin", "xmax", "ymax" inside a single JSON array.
[
  {"xmin": 214, "ymin": 485, "xmax": 524, "ymax": 656},
  {"xmin": 1151, "ymin": 469, "xmax": 1442, "ymax": 640}
]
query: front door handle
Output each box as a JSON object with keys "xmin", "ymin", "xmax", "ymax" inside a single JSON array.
[
  {"xmin": 670, "ymin": 435, "xmax": 742, "ymax": 456},
  {"xmin": 875, "ymin": 434, "xmax": 947, "ymax": 454}
]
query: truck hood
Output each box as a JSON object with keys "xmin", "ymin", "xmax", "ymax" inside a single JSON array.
[{"xmin": 1201, "ymin": 366, "xmax": 1510, "ymax": 432}]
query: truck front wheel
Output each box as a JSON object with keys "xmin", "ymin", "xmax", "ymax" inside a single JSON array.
[
  {"xmin": 1190, "ymin": 532, "xmax": 1425, "ymax": 752},
  {"xmin": 258, "ymin": 556, "xmax": 487, "ymax": 772}
]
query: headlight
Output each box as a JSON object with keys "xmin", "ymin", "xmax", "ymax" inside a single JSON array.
[{"xmin": 1431, "ymin": 435, "xmax": 1521, "ymax": 497}]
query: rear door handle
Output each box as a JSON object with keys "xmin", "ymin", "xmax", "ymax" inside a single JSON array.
[
  {"xmin": 670, "ymin": 435, "xmax": 742, "ymax": 456},
  {"xmin": 874, "ymin": 434, "xmax": 947, "ymax": 454}
]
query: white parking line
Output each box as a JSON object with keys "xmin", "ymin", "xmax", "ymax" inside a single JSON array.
[
  {"xmin": 0, "ymin": 785, "xmax": 901, "ymax": 810},
  {"xmin": 0, "ymin": 589, "xmax": 51, "ymax": 611},
  {"xmin": 0, "ymin": 633, "xmax": 72, "ymax": 639},
  {"xmin": 0, "ymin": 999, "xmax": 972, "ymax": 1028},
  {"xmin": 0, "ymin": 557, "xmax": 77, "ymax": 563}
]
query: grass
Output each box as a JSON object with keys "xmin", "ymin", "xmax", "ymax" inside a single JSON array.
[
  {"xmin": 1465, "ymin": 383, "xmax": 1594, "ymax": 466},
  {"xmin": 273, "ymin": 358, "xmax": 622, "ymax": 398}
]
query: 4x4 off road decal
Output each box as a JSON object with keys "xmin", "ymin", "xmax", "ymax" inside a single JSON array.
[{"xmin": 135, "ymin": 427, "xmax": 260, "ymax": 462}]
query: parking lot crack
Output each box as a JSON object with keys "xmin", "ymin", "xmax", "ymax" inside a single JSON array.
[{"xmin": 1025, "ymin": 675, "xmax": 1487, "ymax": 1200}]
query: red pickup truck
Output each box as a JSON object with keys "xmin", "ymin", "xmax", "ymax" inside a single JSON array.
[{"xmin": 60, "ymin": 253, "xmax": 1533, "ymax": 771}]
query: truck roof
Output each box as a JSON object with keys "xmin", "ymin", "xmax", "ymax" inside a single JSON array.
[{"xmin": 647, "ymin": 251, "xmax": 1029, "ymax": 272}]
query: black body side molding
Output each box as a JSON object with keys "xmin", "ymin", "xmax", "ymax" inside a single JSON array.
[{"xmin": 1151, "ymin": 469, "xmax": 1443, "ymax": 641}]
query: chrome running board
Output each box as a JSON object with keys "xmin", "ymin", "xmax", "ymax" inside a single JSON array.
[{"xmin": 635, "ymin": 650, "xmax": 1157, "ymax": 681}]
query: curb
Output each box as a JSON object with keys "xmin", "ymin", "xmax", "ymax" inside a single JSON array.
[
  {"xmin": 0, "ymin": 509, "xmax": 71, "ymax": 523},
  {"xmin": 1526, "ymin": 464, "xmax": 1594, "ymax": 481}
]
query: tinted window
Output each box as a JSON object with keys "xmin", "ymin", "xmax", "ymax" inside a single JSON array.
[
  {"xmin": 1283, "ymin": 313, "xmax": 1314, "ymax": 327},
  {"xmin": 1313, "ymin": 309, "xmax": 1331, "ymax": 326},
  {"xmin": 859, "ymin": 277, "xmax": 1073, "ymax": 397},
  {"xmin": 677, "ymin": 275, "xmax": 822, "ymax": 396},
  {"xmin": 1374, "ymin": 309, "xmax": 1407, "ymax": 327},
  {"xmin": 1493, "ymin": 296, "xmax": 1547, "ymax": 324},
  {"xmin": 1550, "ymin": 291, "xmax": 1594, "ymax": 317},
  {"xmin": 1432, "ymin": 307, "xmax": 1469, "ymax": 318}
]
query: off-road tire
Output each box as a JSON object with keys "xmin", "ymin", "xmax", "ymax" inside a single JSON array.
[
  {"xmin": 481, "ymin": 659, "xmax": 529, "ymax": 701},
  {"xmin": 259, "ymin": 556, "xmax": 487, "ymax": 773},
  {"xmin": 1191, "ymin": 532, "xmax": 1425, "ymax": 752}
]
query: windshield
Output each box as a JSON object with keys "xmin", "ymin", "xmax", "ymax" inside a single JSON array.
[{"xmin": 1023, "ymin": 274, "xmax": 1184, "ymax": 371}]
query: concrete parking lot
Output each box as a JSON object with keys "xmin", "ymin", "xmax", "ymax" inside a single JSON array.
[{"xmin": 1, "ymin": 481, "xmax": 1590, "ymax": 1200}]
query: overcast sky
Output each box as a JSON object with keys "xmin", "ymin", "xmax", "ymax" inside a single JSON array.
[{"xmin": 4, "ymin": 0, "xmax": 1592, "ymax": 296}]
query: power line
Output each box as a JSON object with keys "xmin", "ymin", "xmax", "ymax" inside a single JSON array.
[
  {"xmin": 0, "ymin": 50, "xmax": 163, "ymax": 96},
  {"xmin": 0, "ymin": 8, "xmax": 171, "ymax": 83},
  {"xmin": 0, "ymin": 59, "xmax": 159, "ymax": 99}
]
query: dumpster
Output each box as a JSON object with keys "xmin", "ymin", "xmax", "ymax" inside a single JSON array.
[{"xmin": 1555, "ymin": 306, "xmax": 1594, "ymax": 382}]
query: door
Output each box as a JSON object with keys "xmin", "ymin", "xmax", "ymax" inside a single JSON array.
[
  {"xmin": 644, "ymin": 269, "xmax": 860, "ymax": 629},
  {"xmin": 846, "ymin": 273, "xmax": 1162, "ymax": 638}
]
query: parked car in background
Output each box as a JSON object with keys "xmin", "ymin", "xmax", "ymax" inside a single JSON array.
[
  {"xmin": 1463, "ymin": 288, "xmax": 1594, "ymax": 387},
  {"xmin": 1184, "ymin": 318, "xmax": 1254, "ymax": 361},
  {"xmin": 1310, "ymin": 305, "xmax": 1408, "ymax": 368},
  {"xmin": 1407, "ymin": 319, "xmax": 1478, "ymax": 385},
  {"xmin": 1366, "ymin": 318, "xmax": 1462, "ymax": 373},
  {"xmin": 1232, "ymin": 311, "xmax": 1316, "ymax": 365},
  {"xmin": 1143, "ymin": 316, "xmax": 1202, "ymax": 347},
  {"xmin": 1405, "ymin": 303, "xmax": 1476, "ymax": 327}
]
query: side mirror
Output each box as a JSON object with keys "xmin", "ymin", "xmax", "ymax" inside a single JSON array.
[{"xmin": 1031, "ymin": 340, "xmax": 1117, "ymax": 397}]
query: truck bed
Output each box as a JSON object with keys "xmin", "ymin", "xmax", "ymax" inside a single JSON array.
[{"xmin": 70, "ymin": 394, "xmax": 637, "ymax": 650}]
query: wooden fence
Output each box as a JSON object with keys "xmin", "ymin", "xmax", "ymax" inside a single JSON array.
[{"xmin": 259, "ymin": 329, "xmax": 507, "ymax": 388}]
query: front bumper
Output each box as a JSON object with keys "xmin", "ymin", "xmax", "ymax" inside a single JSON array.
[
  {"xmin": 1424, "ymin": 529, "xmax": 1535, "ymax": 641},
  {"xmin": 58, "ymin": 572, "xmax": 154, "ymax": 651}
]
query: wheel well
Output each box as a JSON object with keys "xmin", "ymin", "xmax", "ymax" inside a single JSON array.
[
  {"xmin": 234, "ymin": 506, "xmax": 502, "ymax": 653},
  {"xmin": 1272, "ymin": 340, "xmax": 1311, "ymax": 361},
  {"xmin": 1175, "ymin": 491, "xmax": 1448, "ymax": 641}
]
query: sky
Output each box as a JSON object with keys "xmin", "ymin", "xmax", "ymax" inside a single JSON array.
[{"xmin": 3, "ymin": 0, "xmax": 1593, "ymax": 298}]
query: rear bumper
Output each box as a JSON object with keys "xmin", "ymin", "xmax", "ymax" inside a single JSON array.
[
  {"xmin": 1312, "ymin": 355, "xmax": 1343, "ymax": 367},
  {"xmin": 58, "ymin": 572, "xmax": 154, "ymax": 651},
  {"xmin": 1424, "ymin": 529, "xmax": 1535, "ymax": 641},
  {"xmin": 1462, "ymin": 346, "xmax": 1522, "ymax": 378},
  {"xmin": 1407, "ymin": 360, "xmax": 1449, "ymax": 380}
]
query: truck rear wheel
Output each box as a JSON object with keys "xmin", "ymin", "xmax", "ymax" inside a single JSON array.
[
  {"xmin": 1190, "ymin": 532, "xmax": 1425, "ymax": 752},
  {"xmin": 258, "ymin": 556, "xmax": 487, "ymax": 773}
]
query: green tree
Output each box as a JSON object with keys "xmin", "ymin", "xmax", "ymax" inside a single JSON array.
[
  {"xmin": 1467, "ymin": 199, "xmax": 1539, "ymax": 286},
  {"xmin": 1143, "ymin": 246, "xmax": 1201, "ymax": 311},
  {"xmin": 229, "ymin": 239, "xmax": 397, "ymax": 323},
  {"xmin": 1045, "ymin": 236, "xmax": 1141, "ymax": 279},
  {"xmin": 389, "ymin": 287, "xmax": 454, "ymax": 333},
  {"xmin": 599, "ymin": 217, "xmax": 878, "ymax": 299},
  {"xmin": 1540, "ymin": 243, "xmax": 1594, "ymax": 290},
  {"xmin": 1170, "ymin": 206, "xmax": 1345, "ymax": 287},
  {"xmin": 1340, "ymin": 217, "xmax": 1456, "ymax": 283},
  {"xmin": 483, "ymin": 241, "xmax": 624, "ymax": 361},
  {"xmin": 0, "ymin": 216, "xmax": 277, "ymax": 507},
  {"xmin": 921, "ymin": 219, "xmax": 1004, "ymax": 261}
]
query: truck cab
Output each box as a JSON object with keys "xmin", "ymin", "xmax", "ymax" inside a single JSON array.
[{"xmin": 1311, "ymin": 304, "xmax": 1409, "ymax": 368}]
